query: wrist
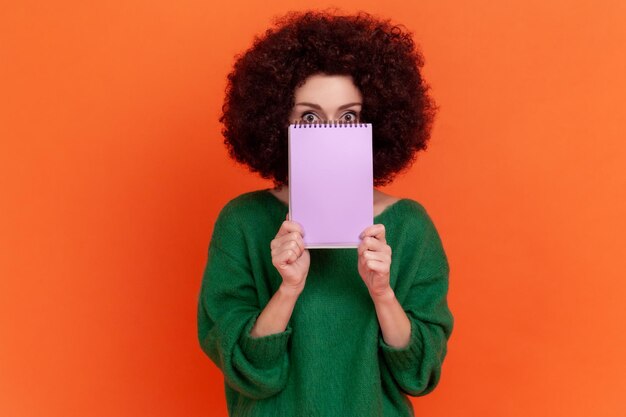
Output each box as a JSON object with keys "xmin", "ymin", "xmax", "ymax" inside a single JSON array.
[
  {"xmin": 278, "ymin": 283, "xmax": 304, "ymax": 298},
  {"xmin": 370, "ymin": 287, "xmax": 395, "ymax": 304}
]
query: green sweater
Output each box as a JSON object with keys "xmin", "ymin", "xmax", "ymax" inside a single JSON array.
[{"xmin": 197, "ymin": 189, "xmax": 454, "ymax": 417}]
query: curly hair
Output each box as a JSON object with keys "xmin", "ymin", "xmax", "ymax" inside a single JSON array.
[{"xmin": 220, "ymin": 10, "xmax": 437, "ymax": 187}]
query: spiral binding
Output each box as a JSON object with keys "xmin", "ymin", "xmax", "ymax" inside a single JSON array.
[{"xmin": 291, "ymin": 120, "xmax": 368, "ymax": 128}]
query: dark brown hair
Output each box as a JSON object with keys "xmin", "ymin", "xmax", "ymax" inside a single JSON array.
[{"xmin": 220, "ymin": 10, "xmax": 437, "ymax": 186}]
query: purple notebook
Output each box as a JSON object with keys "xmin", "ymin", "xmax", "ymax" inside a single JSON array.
[{"xmin": 288, "ymin": 122, "xmax": 373, "ymax": 248}]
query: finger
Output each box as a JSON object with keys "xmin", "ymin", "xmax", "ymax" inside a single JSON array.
[
  {"xmin": 358, "ymin": 237, "xmax": 391, "ymax": 256},
  {"xmin": 273, "ymin": 238, "xmax": 303, "ymax": 258},
  {"xmin": 358, "ymin": 236, "xmax": 385, "ymax": 254},
  {"xmin": 271, "ymin": 231, "xmax": 304, "ymax": 251},
  {"xmin": 361, "ymin": 250, "xmax": 391, "ymax": 263},
  {"xmin": 358, "ymin": 249, "xmax": 389, "ymax": 265},
  {"xmin": 365, "ymin": 259, "xmax": 390, "ymax": 274},
  {"xmin": 273, "ymin": 247, "xmax": 299, "ymax": 268},
  {"xmin": 272, "ymin": 239, "xmax": 302, "ymax": 259},
  {"xmin": 359, "ymin": 224, "xmax": 386, "ymax": 243},
  {"xmin": 276, "ymin": 220, "xmax": 305, "ymax": 238}
]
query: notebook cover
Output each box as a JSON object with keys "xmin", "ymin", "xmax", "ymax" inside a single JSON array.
[{"xmin": 288, "ymin": 122, "xmax": 373, "ymax": 248}]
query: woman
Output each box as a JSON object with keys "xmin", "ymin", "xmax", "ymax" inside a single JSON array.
[{"xmin": 197, "ymin": 11, "xmax": 454, "ymax": 417}]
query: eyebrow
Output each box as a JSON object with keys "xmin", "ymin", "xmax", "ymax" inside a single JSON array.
[{"xmin": 294, "ymin": 102, "xmax": 362, "ymax": 110}]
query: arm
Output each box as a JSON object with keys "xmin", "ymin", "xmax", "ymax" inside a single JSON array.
[
  {"xmin": 359, "ymin": 221, "xmax": 454, "ymax": 397},
  {"xmin": 197, "ymin": 207, "xmax": 294, "ymax": 400},
  {"xmin": 380, "ymin": 260, "xmax": 453, "ymax": 396},
  {"xmin": 371, "ymin": 289, "xmax": 411, "ymax": 348},
  {"xmin": 358, "ymin": 224, "xmax": 412, "ymax": 349},
  {"xmin": 250, "ymin": 216, "xmax": 309, "ymax": 337},
  {"xmin": 249, "ymin": 284, "xmax": 301, "ymax": 337}
]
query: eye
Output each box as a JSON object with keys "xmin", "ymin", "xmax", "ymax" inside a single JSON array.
[
  {"xmin": 301, "ymin": 112, "xmax": 321, "ymax": 123},
  {"xmin": 339, "ymin": 111, "xmax": 358, "ymax": 123}
]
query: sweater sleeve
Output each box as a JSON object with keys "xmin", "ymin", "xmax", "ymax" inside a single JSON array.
[
  {"xmin": 197, "ymin": 205, "xmax": 292, "ymax": 400},
  {"xmin": 378, "ymin": 218, "xmax": 454, "ymax": 397}
]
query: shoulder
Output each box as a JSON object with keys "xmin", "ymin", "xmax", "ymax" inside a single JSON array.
[
  {"xmin": 209, "ymin": 190, "xmax": 273, "ymax": 250},
  {"xmin": 376, "ymin": 190, "xmax": 429, "ymax": 221},
  {"xmin": 211, "ymin": 190, "xmax": 271, "ymax": 235},
  {"xmin": 212, "ymin": 188, "xmax": 286, "ymax": 234},
  {"xmin": 390, "ymin": 199, "xmax": 450, "ymax": 272},
  {"xmin": 217, "ymin": 190, "xmax": 270, "ymax": 220},
  {"xmin": 222, "ymin": 189, "xmax": 270, "ymax": 209},
  {"xmin": 387, "ymin": 197, "xmax": 446, "ymax": 252},
  {"xmin": 391, "ymin": 198, "xmax": 439, "ymax": 234}
]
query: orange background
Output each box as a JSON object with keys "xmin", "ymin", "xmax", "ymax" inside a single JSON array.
[{"xmin": 1, "ymin": 1, "xmax": 625, "ymax": 416}]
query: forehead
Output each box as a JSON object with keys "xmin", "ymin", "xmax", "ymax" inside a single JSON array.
[{"xmin": 293, "ymin": 74, "xmax": 362, "ymax": 104}]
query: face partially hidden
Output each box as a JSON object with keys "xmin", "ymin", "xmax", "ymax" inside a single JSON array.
[{"xmin": 289, "ymin": 74, "xmax": 363, "ymax": 124}]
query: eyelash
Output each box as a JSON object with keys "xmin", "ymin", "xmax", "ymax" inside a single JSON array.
[
  {"xmin": 300, "ymin": 111, "xmax": 359, "ymax": 123},
  {"xmin": 301, "ymin": 112, "xmax": 320, "ymax": 123},
  {"xmin": 341, "ymin": 111, "xmax": 358, "ymax": 122}
]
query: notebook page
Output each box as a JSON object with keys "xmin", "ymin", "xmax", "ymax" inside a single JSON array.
[{"xmin": 288, "ymin": 123, "xmax": 373, "ymax": 248}]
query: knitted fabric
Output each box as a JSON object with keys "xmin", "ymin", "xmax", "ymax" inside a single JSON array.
[{"xmin": 197, "ymin": 189, "xmax": 454, "ymax": 417}]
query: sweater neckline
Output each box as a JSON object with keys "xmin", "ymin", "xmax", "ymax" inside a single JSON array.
[{"xmin": 262, "ymin": 188, "xmax": 407, "ymax": 221}]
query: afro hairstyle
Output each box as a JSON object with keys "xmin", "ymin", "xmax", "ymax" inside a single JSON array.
[{"xmin": 220, "ymin": 10, "xmax": 437, "ymax": 187}]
